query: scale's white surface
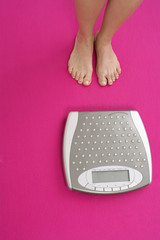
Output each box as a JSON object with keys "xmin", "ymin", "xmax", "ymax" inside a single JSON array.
[{"xmin": 63, "ymin": 111, "xmax": 152, "ymax": 194}]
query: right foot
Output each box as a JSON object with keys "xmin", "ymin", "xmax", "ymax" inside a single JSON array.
[{"xmin": 68, "ymin": 32, "xmax": 94, "ymax": 86}]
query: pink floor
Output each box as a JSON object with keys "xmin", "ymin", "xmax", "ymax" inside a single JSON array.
[{"xmin": 0, "ymin": 0, "xmax": 160, "ymax": 239}]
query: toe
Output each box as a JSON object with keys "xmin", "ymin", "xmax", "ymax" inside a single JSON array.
[
  {"xmin": 114, "ymin": 71, "xmax": 119, "ymax": 80},
  {"xmin": 78, "ymin": 73, "xmax": 84, "ymax": 84},
  {"xmin": 107, "ymin": 74, "xmax": 113, "ymax": 85},
  {"xmin": 68, "ymin": 66, "xmax": 73, "ymax": 75},
  {"xmin": 116, "ymin": 65, "xmax": 121, "ymax": 74},
  {"xmin": 75, "ymin": 72, "xmax": 80, "ymax": 81},
  {"xmin": 83, "ymin": 72, "xmax": 92, "ymax": 86},
  {"xmin": 111, "ymin": 73, "xmax": 115, "ymax": 82},
  {"xmin": 71, "ymin": 69, "xmax": 77, "ymax": 79},
  {"xmin": 98, "ymin": 74, "xmax": 107, "ymax": 86}
]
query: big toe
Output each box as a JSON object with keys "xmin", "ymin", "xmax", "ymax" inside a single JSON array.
[
  {"xmin": 97, "ymin": 73, "xmax": 107, "ymax": 86},
  {"xmin": 83, "ymin": 71, "xmax": 92, "ymax": 86}
]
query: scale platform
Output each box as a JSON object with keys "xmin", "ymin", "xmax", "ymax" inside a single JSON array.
[{"xmin": 63, "ymin": 111, "xmax": 152, "ymax": 194}]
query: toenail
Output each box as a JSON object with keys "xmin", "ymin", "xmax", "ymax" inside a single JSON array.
[
  {"xmin": 101, "ymin": 81, "xmax": 107, "ymax": 86},
  {"xmin": 84, "ymin": 81, "xmax": 89, "ymax": 85}
]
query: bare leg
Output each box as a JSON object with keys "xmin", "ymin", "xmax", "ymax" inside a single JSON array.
[
  {"xmin": 68, "ymin": 0, "xmax": 106, "ymax": 86},
  {"xmin": 95, "ymin": 0, "xmax": 143, "ymax": 86}
]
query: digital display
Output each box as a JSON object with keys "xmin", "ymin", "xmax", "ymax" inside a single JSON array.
[{"xmin": 92, "ymin": 170, "xmax": 130, "ymax": 183}]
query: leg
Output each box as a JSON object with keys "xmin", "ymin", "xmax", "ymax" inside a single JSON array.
[
  {"xmin": 95, "ymin": 0, "xmax": 143, "ymax": 86},
  {"xmin": 68, "ymin": 0, "xmax": 106, "ymax": 86}
]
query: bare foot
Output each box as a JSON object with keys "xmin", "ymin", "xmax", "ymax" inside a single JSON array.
[
  {"xmin": 68, "ymin": 32, "xmax": 94, "ymax": 86},
  {"xmin": 95, "ymin": 32, "xmax": 121, "ymax": 86}
]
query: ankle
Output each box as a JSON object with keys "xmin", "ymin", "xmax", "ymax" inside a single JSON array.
[
  {"xmin": 95, "ymin": 30, "xmax": 112, "ymax": 46},
  {"xmin": 77, "ymin": 31, "xmax": 94, "ymax": 43}
]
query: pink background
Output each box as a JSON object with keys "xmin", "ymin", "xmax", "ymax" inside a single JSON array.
[{"xmin": 0, "ymin": 0, "xmax": 160, "ymax": 239}]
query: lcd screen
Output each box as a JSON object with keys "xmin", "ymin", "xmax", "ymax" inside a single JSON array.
[{"xmin": 92, "ymin": 170, "xmax": 130, "ymax": 183}]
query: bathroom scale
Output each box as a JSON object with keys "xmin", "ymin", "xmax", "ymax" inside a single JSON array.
[{"xmin": 63, "ymin": 111, "xmax": 152, "ymax": 194}]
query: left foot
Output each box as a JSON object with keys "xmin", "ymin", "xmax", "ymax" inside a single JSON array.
[{"xmin": 95, "ymin": 32, "xmax": 121, "ymax": 86}]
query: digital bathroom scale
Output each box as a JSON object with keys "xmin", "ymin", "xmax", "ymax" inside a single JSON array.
[{"xmin": 63, "ymin": 111, "xmax": 152, "ymax": 194}]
